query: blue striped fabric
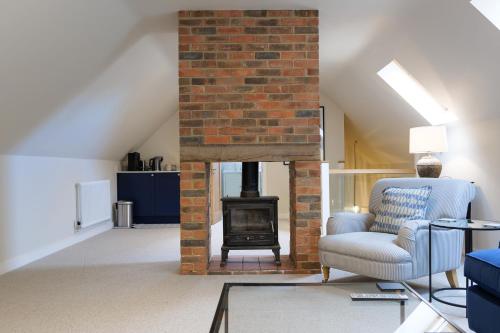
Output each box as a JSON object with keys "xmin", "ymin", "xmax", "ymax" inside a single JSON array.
[{"xmin": 370, "ymin": 186, "xmax": 432, "ymax": 234}]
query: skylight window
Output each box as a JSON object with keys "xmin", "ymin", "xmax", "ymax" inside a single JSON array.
[
  {"xmin": 377, "ymin": 60, "xmax": 457, "ymax": 125},
  {"xmin": 471, "ymin": 0, "xmax": 500, "ymax": 30}
]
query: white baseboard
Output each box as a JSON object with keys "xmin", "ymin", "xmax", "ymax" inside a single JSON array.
[{"xmin": 0, "ymin": 221, "xmax": 113, "ymax": 275}]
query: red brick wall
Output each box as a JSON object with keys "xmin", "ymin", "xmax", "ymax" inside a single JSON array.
[
  {"xmin": 289, "ymin": 161, "xmax": 322, "ymax": 271},
  {"xmin": 178, "ymin": 10, "xmax": 319, "ymax": 159},
  {"xmin": 180, "ymin": 162, "xmax": 210, "ymax": 274}
]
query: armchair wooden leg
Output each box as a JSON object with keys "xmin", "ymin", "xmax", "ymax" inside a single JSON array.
[
  {"xmin": 445, "ymin": 269, "xmax": 459, "ymax": 288},
  {"xmin": 322, "ymin": 266, "xmax": 330, "ymax": 283}
]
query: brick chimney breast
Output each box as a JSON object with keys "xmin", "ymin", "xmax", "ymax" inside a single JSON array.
[{"xmin": 178, "ymin": 10, "xmax": 320, "ymax": 162}]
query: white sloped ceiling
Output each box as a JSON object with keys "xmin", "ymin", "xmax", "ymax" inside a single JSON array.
[
  {"xmin": 322, "ymin": 0, "xmax": 500, "ymax": 162},
  {"xmin": 0, "ymin": 0, "xmax": 178, "ymax": 160}
]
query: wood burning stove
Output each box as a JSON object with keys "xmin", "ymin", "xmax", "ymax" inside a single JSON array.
[{"xmin": 221, "ymin": 162, "xmax": 280, "ymax": 266}]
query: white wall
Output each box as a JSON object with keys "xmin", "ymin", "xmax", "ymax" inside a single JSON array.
[
  {"xmin": 262, "ymin": 162, "xmax": 290, "ymax": 219},
  {"xmin": 321, "ymin": 162, "xmax": 331, "ymax": 235},
  {"xmin": 321, "ymin": 94, "xmax": 346, "ymax": 214},
  {"xmin": 0, "ymin": 155, "xmax": 119, "ymax": 274},
  {"xmin": 137, "ymin": 111, "xmax": 179, "ymax": 169},
  {"xmin": 321, "ymin": 93, "xmax": 345, "ymax": 169},
  {"xmin": 442, "ymin": 119, "xmax": 500, "ymax": 250}
]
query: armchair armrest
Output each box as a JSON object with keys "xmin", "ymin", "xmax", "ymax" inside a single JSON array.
[
  {"xmin": 398, "ymin": 220, "xmax": 430, "ymax": 241},
  {"xmin": 396, "ymin": 219, "xmax": 463, "ymax": 277},
  {"xmin": 326, "ymin": 212, "xmax": 375, "ymax": 235},
  {"xmin": 396, "ymin": 219, "xmax": 430, "ymax": 255}
]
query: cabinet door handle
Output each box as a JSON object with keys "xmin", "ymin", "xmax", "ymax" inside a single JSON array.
[{"xmin": 151, "ymin": 174, "xmax": 155, "ymax": 177}]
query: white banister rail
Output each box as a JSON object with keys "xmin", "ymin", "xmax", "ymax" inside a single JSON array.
[
  {"xmin": 329, "ymin": 168, "xmax": 417, "ymax": 214},
  {"xmin": 329, "ymin": 168, "xmax": 416, "ymax": 175}
]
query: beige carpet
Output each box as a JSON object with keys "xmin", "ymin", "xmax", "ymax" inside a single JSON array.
[{"xmin": 0, "ymin": 224, "xmax": 470, "ymax": 333}]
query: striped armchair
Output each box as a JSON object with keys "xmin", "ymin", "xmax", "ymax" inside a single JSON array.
[{"xmin": 319, "ymin": 178, "xmax": 475, "ymax": 284}]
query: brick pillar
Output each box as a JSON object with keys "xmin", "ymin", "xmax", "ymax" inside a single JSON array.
[
  {"xmin": 289, "ymin": 161, "xmax": 321, "ymax": 272},
  {"xmin": 180, "ymin": 162, "xmax": 210, "ymax": 274}
]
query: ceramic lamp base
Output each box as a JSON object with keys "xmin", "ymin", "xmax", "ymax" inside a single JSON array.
[{"xmin": 416, "ymin": 154, "xmax": 442, "ymax": 178}]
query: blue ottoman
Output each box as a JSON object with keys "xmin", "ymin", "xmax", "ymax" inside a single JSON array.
[{"xmin": 464, "ymin": 248, "xmax": 500, "ymax": 333}]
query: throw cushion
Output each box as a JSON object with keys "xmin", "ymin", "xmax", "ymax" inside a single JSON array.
[{"xmin": 369, "ymin": 186, "xmax": 432, "ymax": 234}]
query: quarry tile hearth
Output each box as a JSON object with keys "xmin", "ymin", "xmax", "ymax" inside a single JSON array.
[{"xmin": 208, "ymin": 255, "xmax": 295, "ymax": 274}]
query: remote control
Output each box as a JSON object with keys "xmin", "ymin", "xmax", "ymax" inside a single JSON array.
[
  {"xmin": 377, "ymin": 282, "xmax": 406, "ymax": 292},
  {"xmin": 350, "ymin": 293, "xmax": 408, "ymax": 301}
]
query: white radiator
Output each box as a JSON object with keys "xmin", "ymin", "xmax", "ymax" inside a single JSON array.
[{"xmin": 76, "ymin": 180, "xmax": 111, "ymax": 229}]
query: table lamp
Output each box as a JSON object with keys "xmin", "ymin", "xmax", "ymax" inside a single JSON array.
[{"xmin": 409, "ymin": 126, "xmax": 448, "ymax": 178}]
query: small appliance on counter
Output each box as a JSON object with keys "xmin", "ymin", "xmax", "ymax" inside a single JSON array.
[
  {"xmin": 149, "ymin": 156, "xmax": 163, "ymax": 171},
  {"xmin": 127, "ymin": 152, "xmax": 143, "ymax": 171}
]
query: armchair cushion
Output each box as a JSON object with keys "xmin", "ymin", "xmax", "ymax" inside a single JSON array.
[
  {"xmin": 319, "ymin": 232, "xmax": 412, "ymax": 263},
  {"xmin": 370, "ymin": 186, "xmax": 432, "ymax": 234}
]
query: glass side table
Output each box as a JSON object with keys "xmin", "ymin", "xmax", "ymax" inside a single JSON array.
[{"xmin": 429, "ymin": 219, "xmax": 500, "ymax": 308}]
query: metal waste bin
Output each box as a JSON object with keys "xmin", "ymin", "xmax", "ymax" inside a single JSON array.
[{"xmin": 115, "ymin": 201, "xmax": 133, "ymax": 228}]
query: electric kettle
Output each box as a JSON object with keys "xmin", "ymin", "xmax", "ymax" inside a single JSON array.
[{"xmin": 149, "ymin": 156, "xmax": 163, "ymax": 171}]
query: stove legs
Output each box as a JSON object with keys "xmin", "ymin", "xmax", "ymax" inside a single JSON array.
[
  {"xmin": 220, "ymin": 248, "xmax": 229, "ymax": 267},
  {"xmin": 273, "ymin": 248, "xmax": 281, "ymax": 266}
]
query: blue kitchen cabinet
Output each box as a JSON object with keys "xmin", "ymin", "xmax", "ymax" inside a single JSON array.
[
  {"xmin": 154, "ymin": 172, "xmax": 181, "ymax": 219},
  {"xmin": 117, "ymin": 172, "xmax": 180, "ymax": 224}
]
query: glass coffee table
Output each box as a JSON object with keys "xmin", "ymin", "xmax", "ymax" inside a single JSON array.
[{"xmin": 210, "ymin": 282, "xmax": 464, "ymax": 333}]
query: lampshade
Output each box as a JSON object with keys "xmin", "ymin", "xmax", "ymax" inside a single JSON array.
[{"xmin": 409, "ymin": 126, "xmax": 448, "ymax": 154}]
